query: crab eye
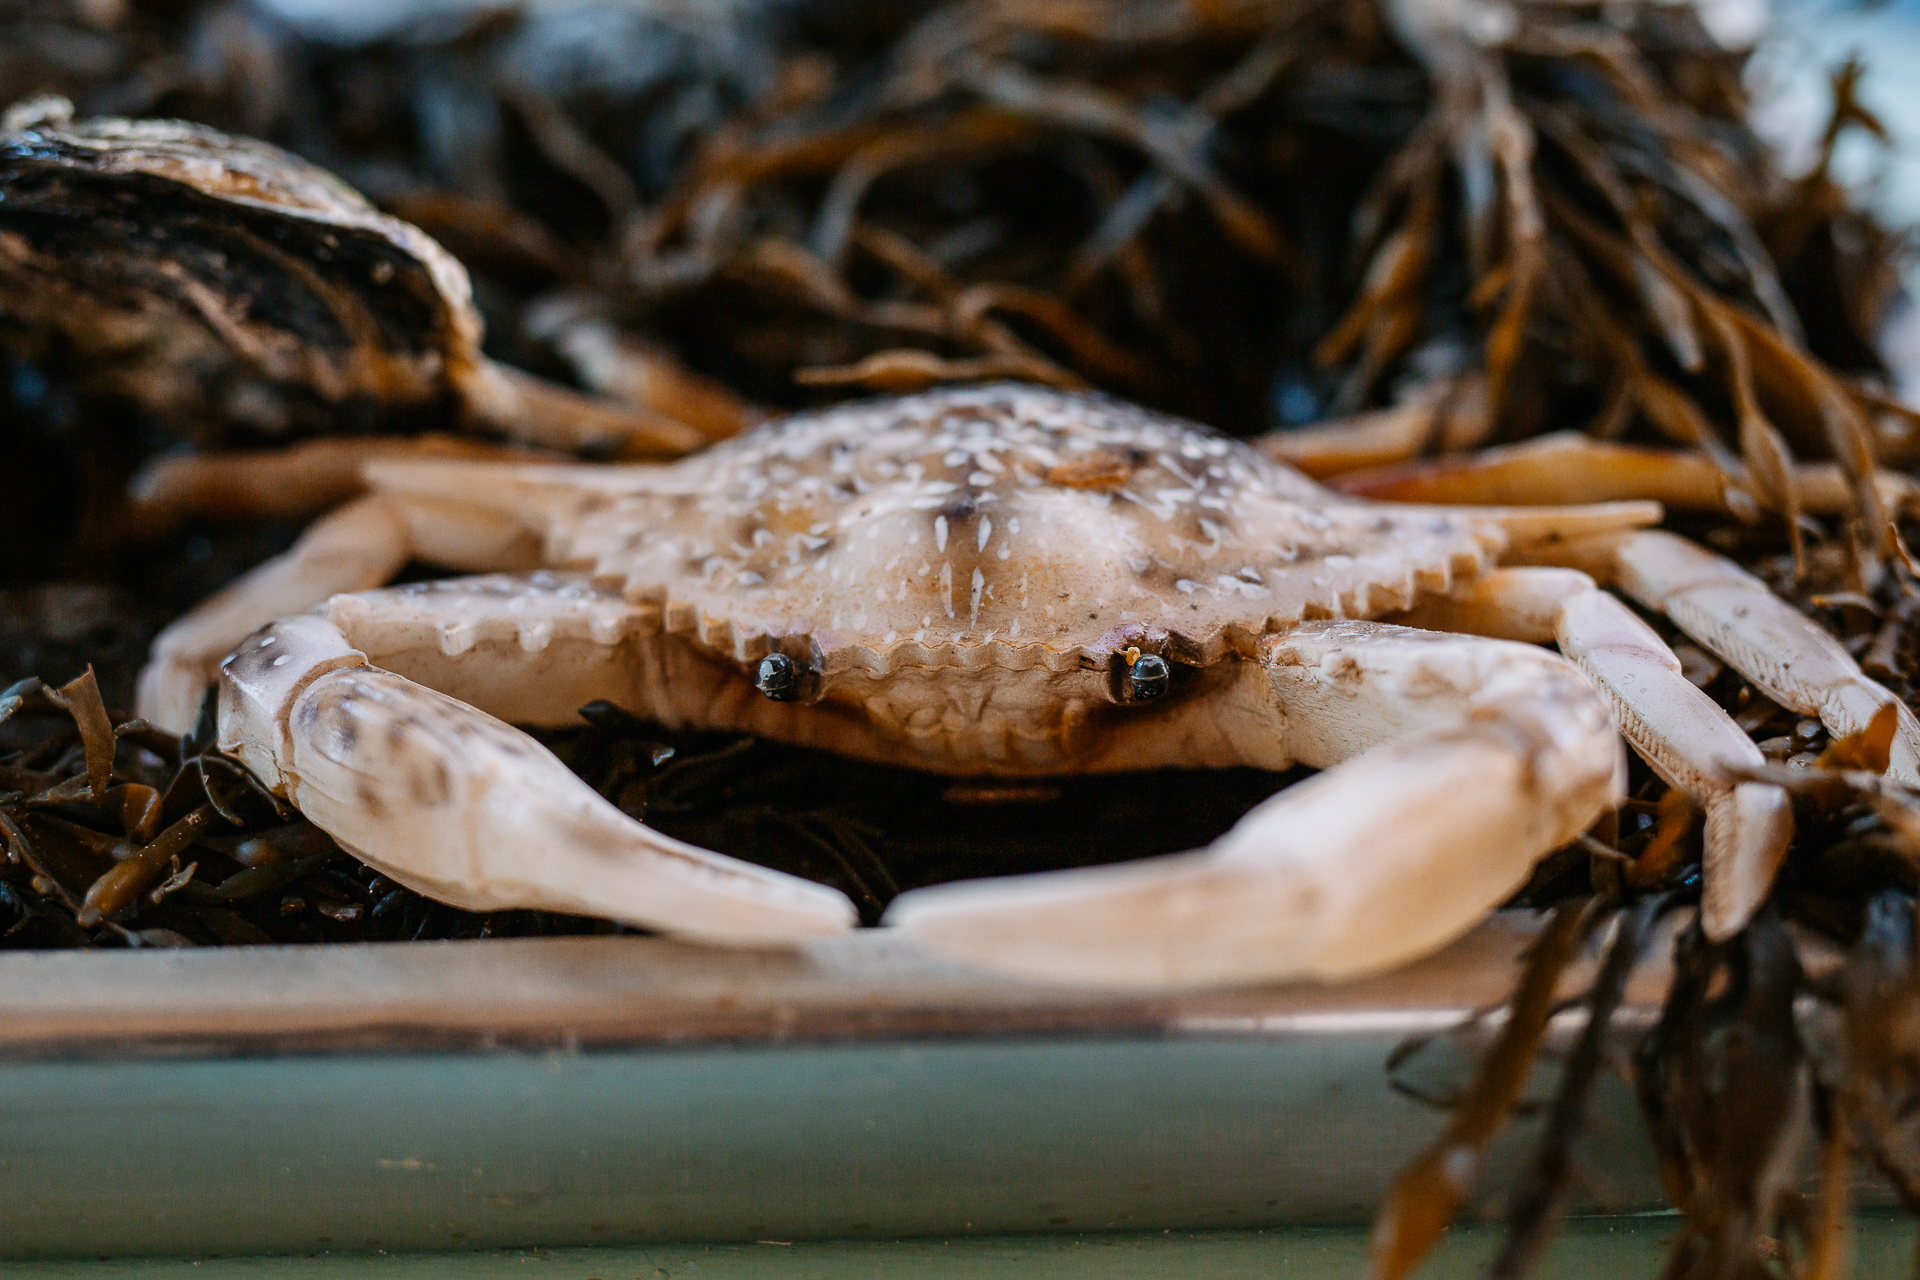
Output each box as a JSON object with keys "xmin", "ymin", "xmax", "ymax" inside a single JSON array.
[
  {"xmin": 756, "ymin": 653, "xmax": 800, "ymax": 701},
  {"xmin": 1124, "ymin": 653, "xmax": 1170, "ymax": 702}
]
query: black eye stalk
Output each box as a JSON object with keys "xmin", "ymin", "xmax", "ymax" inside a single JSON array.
[
  {"xmin": 756, "ymin": 653, "xmax": 801, "ymax": 701},
  {"xmin": 1121, "ymin": 647, "xmax": 1170, "ymax": 703}
]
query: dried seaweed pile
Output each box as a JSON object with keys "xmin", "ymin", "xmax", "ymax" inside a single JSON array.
[
  {"xmin": 6, "ymin": 0, "xmax": 1920, "ymax": 1276},
  {"xmin": 6, "ymin": 0, "xmax": 1907, "ymax": 513}
]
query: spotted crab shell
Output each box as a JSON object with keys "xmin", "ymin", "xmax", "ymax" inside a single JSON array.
[{"xmin": 541, "ymin": 384, "xmax": 1503, "ymax": 675}]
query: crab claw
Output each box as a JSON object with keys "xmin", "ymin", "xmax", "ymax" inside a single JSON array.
[
  {"xmin": 218, "ymin": 616, "xmax": 856, "ymax": 945},
  {"xmin": 884, "ymin": 624, "xmax": 1624, "ymax": 988}
]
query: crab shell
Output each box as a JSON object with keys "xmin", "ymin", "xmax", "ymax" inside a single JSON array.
[{"xmin": 351, "ymin": 384, "xmax": 1516, "ymax": 776}]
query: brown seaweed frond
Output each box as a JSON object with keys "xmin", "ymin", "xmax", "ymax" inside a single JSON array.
[
  {"xmin": 605, "ymin": 0, "xmax": 1342, "ymax": 429},
  {"xmin": 1325, "ymin": 0, "xmax": 1907, "ymax": 560},
  {"xmin": 1635, "ymin": 913, "xmax": 1813, "ymax": 1280},
  {"xmin": 1366, "ymin": 898, "xmax": 1594, "ymax": 1280},
  {"xmin": 1489, "ymin": 895, "xmax": 1668, "ymax": 1279}
]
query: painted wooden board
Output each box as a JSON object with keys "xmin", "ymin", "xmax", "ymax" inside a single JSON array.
[{"xmin": 0, "ymin": 914, "xmax": 1690, "ymax": 1257}]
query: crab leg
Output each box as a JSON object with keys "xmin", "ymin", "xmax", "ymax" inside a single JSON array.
[
  {"xmin": 1534, "ymin": 530, "xmax": 1920, "ymax": 786},
  {"xmin": 1323, "ymin": 431, "xmax": 1916, "ymax": 515},
  {"xmin": 126, "ymin": 434, "xmax": 547, "ymax": 539},
  {"xmin": 1397, "ymin": 565, "xmax": 1793, "ymax": 939},
  {"xmin": 217, "ymin": 613, "xmax": 856, "ymax": 944},
  {"xmin": 136, "ymin": 496, "xmax": 413, "ymax": 734},
  {"xmin": 884, "ymin": 624, "xmax": 1624, "ymax": 988},
  {"xmin": 1256, "ymin": 375, "xmax": 1491, "ymax": 478},
  {"xmin": 133, "ymin": 460, "xmax": 589, "ymax": 732}
]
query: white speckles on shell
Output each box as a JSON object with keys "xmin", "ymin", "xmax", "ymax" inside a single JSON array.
[{"xmin": 537, "ymin": 384, "xmax": 1506, "ymax": 670}]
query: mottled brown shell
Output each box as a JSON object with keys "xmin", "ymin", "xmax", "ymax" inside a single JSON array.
[{"xmin": 544, "ymin": 384, "xmax": 1503, "ymax": 675}]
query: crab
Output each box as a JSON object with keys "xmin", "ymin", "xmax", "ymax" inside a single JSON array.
[{"xmin": 138, "ymin": 384, "xmax": 1920, "ymax": 987}]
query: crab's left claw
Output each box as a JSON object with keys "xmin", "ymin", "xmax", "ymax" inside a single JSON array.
[{"xmin": 218, "ymin": 616, "xmax": 857, "ymax": 945}]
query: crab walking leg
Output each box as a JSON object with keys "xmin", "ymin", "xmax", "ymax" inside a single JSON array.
[
  {"xmin": 885, "ymin": 624, "xmax": 1624, "ymax": 989},
  {"xmin": 134, "ymin": 472, "xmax": 557, "ymax": 733},
  {"xmin": 126, "ymin": 435, "xmax": 547, "ymax": 540},
  {"xmin": 1324, "ymin": 430, "xmax": 1917, "ymax": 516},
  {"xmin": 217, "ymin": 614, "xmax": 857, "ymax": 944},
  {"xmin": 136, "ymin": 496, "xmax": 413, "ymax": 734},
  {"xmin": 1399, "ymin": 566, "xmax": 1793, "ymax": 939},
  {"xmin": 1551, "ymin": 530, "xmax": 1920, "ymax": 786}
]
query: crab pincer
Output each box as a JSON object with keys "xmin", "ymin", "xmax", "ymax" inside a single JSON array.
[
  {"xmin": 218, "ymin": 614, "xmax": 857, "ymax": 944},
  {"xmin": 885, "ymin": 620, "xmax": 1627, "ymax": 985}
]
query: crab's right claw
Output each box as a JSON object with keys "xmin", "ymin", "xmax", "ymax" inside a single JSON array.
[
  {"xmin": 218, "ymin": 616, "xmax": 856, "ymax": 945},
  {"xmin": 884, "ymin": 625, "xmax": 1625, "ymax": 989}
]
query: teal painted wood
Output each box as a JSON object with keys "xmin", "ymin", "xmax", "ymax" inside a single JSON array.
[
  {"xmin": 6, "ymin": 1219, "xmax": 1919, "ymax": 1280},
  {"xmin": 0, "ymin": 922, "xmax": 1669, "ymax": 1258},
  {"xmin": 2, "ymin": 1039, "xmax": 1637, "ymax": 1256}
]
